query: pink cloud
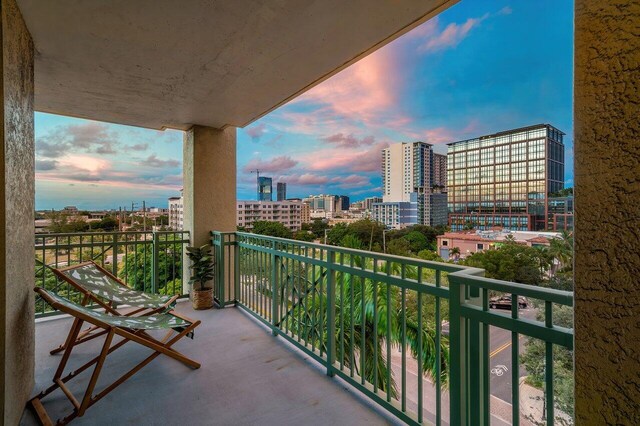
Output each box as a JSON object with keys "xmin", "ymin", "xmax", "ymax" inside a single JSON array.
[
  {"xmin": 288, "ymin": 47, "xmax": 409, "ymax": 133},
  {"xmin": 242, "ymin": 155, "xmax": 298, "ymax": 173},
  {"xmin": 308, "ymin": 141, "xmax": 389, "ymax": 173},
  {"xmin": 419, "ymin": 13, "xmax": 489, "ymax": 53},
  {"xmin": 322, "ymin": 133, "xmax": 375, "ymax": 148},
  {"xmin": 246, "ymin": 123, "xmax": 266, "ymax": 141}
]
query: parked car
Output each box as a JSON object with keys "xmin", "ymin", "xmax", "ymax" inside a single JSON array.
[{"xmin": 489, "ymin": 295, "xmax": 528, "ymax": 309}]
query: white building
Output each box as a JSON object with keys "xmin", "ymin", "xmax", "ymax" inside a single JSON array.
[
  {"xmin": 376, "ymin": 142, "xmax": 447, "ymax": 229},
  {"xmin": 237, "ymin": 200, "xmax": 302, "ymax": 231},
  {"xmin": 168, "ymin": 196, "xmax": 183, "ymax": 230}
]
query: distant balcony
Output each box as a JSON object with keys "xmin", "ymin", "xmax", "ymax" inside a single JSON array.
[{"xmin": 29, "ymin": 231, "xmax": 573, "ymax": 425}]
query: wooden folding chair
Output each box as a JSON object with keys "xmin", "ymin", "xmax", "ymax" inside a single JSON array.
[
  {"xmin": 49, "ymin": 261, "xmax": 180, "ymax": 355},
  {"xmin": 30, "ymin": 287, "xmax": 201, "ymax": 426}
]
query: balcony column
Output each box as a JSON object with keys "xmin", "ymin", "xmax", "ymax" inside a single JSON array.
[
  {"xmin": 182, "ymin": 125, "xmax": 236, "ymax": 293},
  {"xmin": 574, "ymin": 1, "xmax": 639, "ymax": 424},
  {"xmin": 0, "ymin": 0, "xmax": 35, "ymax": 423}
]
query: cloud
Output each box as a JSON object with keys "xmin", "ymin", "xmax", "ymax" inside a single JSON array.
[
  {"xmin": 36, "ymin": 122, "xmax": 119, "ymax": 158},
  {"xmin": 129, "ymin": 143, "xmax": 149, "ymax": 151},
  {"xmin": 246, "ymin": 123, "xmax": 266, "ymax": 142},
  {"xmin": 418, "ymin": 13, "xmax": 489, "ymax": 53},
  {"xmin": 242, "ymin": 155, "xmax": 298, "ymax": 173},
  {"xmin": 35, "ymin": 159, "xmax": 58, "ymax": 171},
  {"xmin": 289, "ymin": 49, "xmax": 404, "ymax": 130},
  {"xmin": 322, "ymin": 133, "xmax": 375, "ymax": 148},
  {"xmin": 498, "ymin": 6, "xmax": 513, "ymax": 15},
  {"xmin": 308, "ymin": 141, "xmax": 389, "ymax": 173},
  {"xmin": 139, "ymin": 154, "xmax": 181, "ymax": 168}
]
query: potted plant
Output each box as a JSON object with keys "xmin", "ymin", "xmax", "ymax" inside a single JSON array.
[{"xmin": 186, "ymin": 244, "xmax": 215, "ymax": 310}]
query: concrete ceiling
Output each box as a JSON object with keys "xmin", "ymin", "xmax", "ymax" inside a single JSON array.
[{"xmin": 17, "ymin": 0, "xmax": 456, "ymax": 130}]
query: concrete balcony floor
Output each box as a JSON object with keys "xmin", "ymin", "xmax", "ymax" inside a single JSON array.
[{"xmin": 22, "ymin": 302, "xmax": 397, "ymax": 426}]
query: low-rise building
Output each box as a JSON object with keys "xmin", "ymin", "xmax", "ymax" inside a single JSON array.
[
  {"xmin": 437, "ymin": 228, "xmax": 561, "ymax": 260},
  {"xmin": 371, "ymin": 194, "xmax": 418, "ymax": 229},
  {"xmin": 237, "ymin": 200, "xmax": 302, "ymax": 231}
]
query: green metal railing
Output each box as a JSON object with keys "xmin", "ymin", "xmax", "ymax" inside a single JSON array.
[
  {"xmin": 35, "ymin": 231, "xmax": 190, "ymax": 317},
  {"xmin": 212, "ymin": 231, "xmax": 574, "ymax": 426}
]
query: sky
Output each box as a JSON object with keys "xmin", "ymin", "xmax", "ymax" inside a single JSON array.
[{"xmin": 35, "ymin": 0, "xmax": 574, "ymax": 210}]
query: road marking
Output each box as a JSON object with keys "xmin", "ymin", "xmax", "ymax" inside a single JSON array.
[{"xmin": 490, "ymin": 341, "xmax": 511, "ymax": 358}]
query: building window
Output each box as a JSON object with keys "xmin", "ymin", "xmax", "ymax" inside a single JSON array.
[
  {"xmin": 442, "ymin": 240, "xmax": 448, "ymax": 246},
  {"xmin": 477, "ymin": 244, "xmax": 484, "ymax": 250}
]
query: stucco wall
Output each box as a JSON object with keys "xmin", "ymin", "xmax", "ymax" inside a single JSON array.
[
  {"xmin": 0, "ymin": 0, "xmax": 35, "ymax": 423},
  {"xmin": 574, "ymin": 0, "xmax": 640, "ymax": 424},
  {"xmin": 182, "ymin": 125, "xmax": 237, "ymax": 246}
]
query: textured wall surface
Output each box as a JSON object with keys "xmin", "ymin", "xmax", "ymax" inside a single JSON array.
[
  {"xmin": 0, "ymin": 0, "xmax": 35, "ymax": 423},
  {"xmin": 183, "ymin": 125, "xmax": 237, "ymax": 245},
  {"xmin": 574, "ymin": 0, "xmax": 640, "ymax": 424}
]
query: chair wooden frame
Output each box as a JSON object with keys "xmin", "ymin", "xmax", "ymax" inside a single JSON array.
[
  {"xmin": 30, "ymin": 287, "xmax": 201, "ymax": 426},
  {"xmin": 49, "ymin": 261, "xmax": 180, "ymax": 355}
]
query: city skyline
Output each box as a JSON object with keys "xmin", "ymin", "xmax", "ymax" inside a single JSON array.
[{"xmin": 35, "ymin": 0, "xmax": 573, "ymax": 210}]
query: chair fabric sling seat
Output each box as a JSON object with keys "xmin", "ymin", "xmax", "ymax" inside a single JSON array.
[
  {"xmin": 30, "ymin": 287, "xmax": 201, "ymax": 425},
  {"xmin": 59, "ymin": 262, "xmax": 174, "ymax": 309},
  {"xmin": 44, "ymin": 290, "xmax": 190, "ymax": 330}
]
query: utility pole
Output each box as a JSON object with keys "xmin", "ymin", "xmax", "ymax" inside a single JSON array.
[
  {"xmin": 250, "ymin": 169, "xmax": 261, "ymax": 201},
  {"xmin": 142, "ymin": 200, "xmax": 146, "ymax": 232}
]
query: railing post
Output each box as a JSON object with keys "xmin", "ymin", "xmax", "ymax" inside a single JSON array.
[
  {"xmin": 449, "ymin": 274, "xmax": 468, "ymax": 426},
  {"xmin": 151, "ymin": 232, "xmax": 159, "ymax": 294},
  {"xmin": 217, "ymin": 235, "xmax": 225, "ymax": 307},
  {"xmin": 112, "ymin": 232, "xmax": 119, "ymax": 277},
  {"xmin": 326, "ymin": 249, "xmax": 336, "ymax": 377},
  {"xmin": 270, "ymin": 240, "xmax": 279, "ymax": 336},
  {"xmin": 449, "ymin": 272, "xmax": 488, "ymax": 426},
  {"xmin": 233, "ymin": 233, "xmax": 240, "ymax": 306}
]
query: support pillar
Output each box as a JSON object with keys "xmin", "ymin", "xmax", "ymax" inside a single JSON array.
[
  {"xmin": 0, "ymin": 0, "xmax": 35, "ymax": 423},
  {"xmin": 183, "ymin": 125, "xmax": 236, "ymax": 294},
  {"xmin": 574, "ymin": 1, "xmax": 639, "ymax": 424}
]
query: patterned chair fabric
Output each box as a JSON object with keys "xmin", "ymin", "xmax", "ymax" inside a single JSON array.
[
  {"xmin": 42, "ymin": 289, "xmax": 191, "ymax": 330},
  {"xmin": 60, "ymin": 263, "xmax": 174, "ymax": 309}
]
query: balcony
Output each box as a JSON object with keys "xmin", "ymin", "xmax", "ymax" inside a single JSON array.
[{"xmin": 26, "ymin": 231, "xmax": 573, "ymax": 425}]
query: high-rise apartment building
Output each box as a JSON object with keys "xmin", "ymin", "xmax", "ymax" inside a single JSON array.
[
  {"xmin": 168, "ymin": 195, "xmax": 183, "ymax": 230},
  {"xmin": 447, "ymin": 124, "xmax": 565, "ymax": 231},
  {"xmin": 237, "ymin": 200, "xmax": 302, "ymax": 231},
  {"xmin": 276, "ymin": 182, "xmax": 287, "ymax": 201},
  {"xmin": 374, "ymin": 142, "xmax": 448, "ymax": 229},
  {"xmin": 258, "ymin": 177, "xmax": 273, "ymax": 201}
]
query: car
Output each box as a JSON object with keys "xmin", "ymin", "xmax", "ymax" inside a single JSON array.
[{"xmin": 489, "ymin": 295, "xmax": 528, "ymax": 309}]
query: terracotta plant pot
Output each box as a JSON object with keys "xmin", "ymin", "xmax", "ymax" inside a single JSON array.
[{"xmin": 191, "ymin": 288, "xmax": 214, "ymax": 310}]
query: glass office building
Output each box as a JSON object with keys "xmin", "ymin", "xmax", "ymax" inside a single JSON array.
[
  {"xmin": 447, "ymin": 124, "xmax": 565, "ymax": 231},
  {"xmin": 258, "ymin": 176, "xmax": 273, "ymax": 201}
]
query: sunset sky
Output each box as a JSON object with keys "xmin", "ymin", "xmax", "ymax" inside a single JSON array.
[{"xmin": 35, "ymin": 0, "xmax": 574, "ymax": 210}]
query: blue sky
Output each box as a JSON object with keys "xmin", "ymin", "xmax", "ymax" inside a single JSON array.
[{"xmin": 35, "ymin": 0, "xmax": 574, "ymax": 210}]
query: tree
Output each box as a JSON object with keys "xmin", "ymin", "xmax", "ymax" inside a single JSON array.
[
  {"xmin": 387, "ymin": 238, "xmax": 411, "ymax": 256},
  {"xmin": 521, "ymin": 304, "xmax": 574, "ymax": 423},
  {"xmin": 327, "ymin": 223, "xmax": 349, "ymax": 245},
  {"xmin": 548, "ymin": 231, "xmax": 573, "ymax": 274},
  {"xmin": 449, "ymin": 247, "xmax": 461, "ymax": 261},
  {"xmin": 119, "ymin": 242, "xmax": 183, "ymax": 294},
  {"xmin": 281, "ymin": 254, "xmax": 449, "ymax": 397},
  {"xmin": 308, "ymin": 219, "xmax": 330, "ymax": 239},
  {"xmin": 95, "ymin": 216, "xmax": 118, "ymax": 231},
  {"xmin": 250, "ymin": 221, "xmax": 293, "ymax": 239},
  {"xmin": 462, "ymin": 242, "xmax": 550, "ymax": 285},
  {"xmin": 345, "ymin": 219, "xmax": 385, "ymax": 251},
  {"xmin": 293, "ymin": 230, "xmax": 315, "ymax": 242},
  {"xmin": 404, "ymin": 231, "xmax": 429, "ymax": 253},
  {"xmin": 417, "ymin": 249, "xmax": 444, "ymax": 262}
]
